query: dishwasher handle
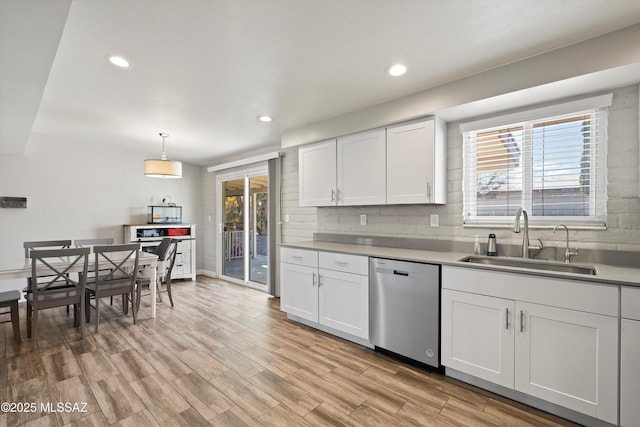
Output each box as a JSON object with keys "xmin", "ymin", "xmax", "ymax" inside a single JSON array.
[{"xmin": 393, "ymin": 270, "xmax": 409, "ymax": 276}]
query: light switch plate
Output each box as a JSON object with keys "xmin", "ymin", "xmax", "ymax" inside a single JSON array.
[{"xmin": 430, "ymin": 214, "xmax": 439, "ymax": 227}]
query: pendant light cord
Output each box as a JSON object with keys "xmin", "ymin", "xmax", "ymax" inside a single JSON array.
[{"xmin": 159, "ymin": 132, "xmax": 169, "ymax": 160}]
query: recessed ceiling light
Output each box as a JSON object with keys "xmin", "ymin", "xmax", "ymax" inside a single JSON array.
[
  {"xmin": 387, "ymin": 63, "xmax": 407, "ymax": 77},
  {"xmin": 257, "ymin": 115, "xmax": 273, "ymax": 123},
  {"xmin": 109, "ymin": 55, "xmax": 130, "ymax": 68}
]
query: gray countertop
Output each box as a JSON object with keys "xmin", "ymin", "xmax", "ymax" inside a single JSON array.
[{"xmin": 281, "ymin": 240, "xmax": 640, "ymax": 287}]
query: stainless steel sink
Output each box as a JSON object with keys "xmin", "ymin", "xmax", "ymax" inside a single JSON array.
[{"xmin": 458, "ymin": 256, "xmax": 597, "ymax": 275}]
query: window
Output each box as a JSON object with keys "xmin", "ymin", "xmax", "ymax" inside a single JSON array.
[{"xmin": 461, "ymin": 95, "xmax": 611, "ymax": 227}]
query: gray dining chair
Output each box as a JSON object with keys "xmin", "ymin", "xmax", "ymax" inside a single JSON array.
[
  {"xmin": 136, "ymin": 238, "xmax": 178, "ymax": 314},
  {"xmin": 0, "ymin": 290, "xmax": 21, "ymax": 343},
  {"xmin": 26, "ymin": 247, "xmax": 90, "ymax": 350},
  {"xmin": 23, "ymin": 240, "xmax": 76, "ymax": 320},
  {"xmin": 75, "ymin": 237, "xmax": 117, "ymax": 305},
  {"xmin": 85, "ymin": 243, "xmax": 140, "ymax": 333}
]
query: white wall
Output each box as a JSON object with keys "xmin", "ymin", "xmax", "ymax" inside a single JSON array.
[
  {"xmin": 0, "ymin": 133, "xmax": 202, "ymax": 268},
  {"xmin": 281, "ymin": 85, "xmax": 640, "ymax": 252},
  {"xmin": 282, "ymin": 24, "xmax": 640, "ymax": 149}
]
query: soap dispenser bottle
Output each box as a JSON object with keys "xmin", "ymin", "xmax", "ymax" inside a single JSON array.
[
  {"xmin": 473, "ymin": 235, "xmax": 482, "ymax": 256},
  {"xmin": 487, "ymin": 234, "xmax": 498, "ymax": 256}
]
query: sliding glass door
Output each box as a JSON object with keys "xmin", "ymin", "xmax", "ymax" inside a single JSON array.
[
  {"xmin": 217, "ymin": 165, "xmax": 269, "ymax": 289},
  {"xmin": 249, "ymin": 175, "xmax": 269, "ymax": 284}
]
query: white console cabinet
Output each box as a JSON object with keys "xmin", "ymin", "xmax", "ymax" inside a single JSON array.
[
  {"xmin": 124, "ymin": 224, "xmax": 196, "ymax": 281},
  {"xmin": 442, "ymin": 266, "xmax": 618, "ymax": 425},
  {"xmin": 280, "ymin": 247, "xmax": 369, "ymax": 340}
]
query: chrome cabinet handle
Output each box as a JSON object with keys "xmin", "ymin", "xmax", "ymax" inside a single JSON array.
[
  {"xmin": 520, "ymin": 310, "xmax": 524, "ymax": 333},
  {"xmin": 318, "ymin": 274, "xmax": 323, "ymax": 287},
  {"xmin": 312, "ymin": 272, "xmax": 316, "ymax": 286},
  {"xmin": 426, "ymin": 181, "xmax": 432, "ymax": 201},
  {"xmin": 506, "ymin": 308, "xmax": 509, "ymax": 330},
  {"xmin": 333, "ymin": 261, "xmax": 348, "ymax": 266},
  {"xmin": 291, "ymin": 255, "xmax": 302, "ymax": 260},
  {"xmin": 331, "ymin": 189, "xmax": 336, "ymax": 203}
]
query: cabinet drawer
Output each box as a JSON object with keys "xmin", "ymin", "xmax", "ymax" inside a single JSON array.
[
  {"xmin": 281, "ymin": 247, "xmax": 318, "ymax": 268},
  {"xmin": 622, "ymin": 286, "xmax": 640, "ymax": 320},
  {"xmin": 319, "ymin": 251, "xmax": 368, "ymax": 275},
  {"xmin": 442, "ymin": 266, "xmax": 617, "ymax": 316}
]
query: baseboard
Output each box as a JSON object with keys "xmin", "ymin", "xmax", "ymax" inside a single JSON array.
[{"xmin": 197, "ymin": 269, "xmax": 217, "ymax": 278}]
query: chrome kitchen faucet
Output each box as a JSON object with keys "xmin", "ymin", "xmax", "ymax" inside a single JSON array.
[
  {"xmin": 553, "ymin": 224, "xmax": 578, "ymax": 263},
  {"xmin": 513, "ymin": 208, "xmax": 543, "ymax": 258}
]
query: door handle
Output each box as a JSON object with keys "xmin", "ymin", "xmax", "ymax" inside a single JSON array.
[
  {"xmin": 331, "ymin": 189, "xmax": 336, "ymax": 203},
  {"xmin": 520, "ymin": 310, "xmax": 524, "ymax": 333},
  {"xmin": 318, "ymin": 274, "xmax": 323, "ymax": 287},
  {"xmin": 505, "ymin": 308, "xmax": 509, "ymax": 330},
  {"xmin": 312, "ymin": 272, "xmax": 316, "ymax": 287}
]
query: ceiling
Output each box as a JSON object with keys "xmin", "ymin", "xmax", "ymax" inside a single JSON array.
[{"xmin": 2, "ymin": 0, "xmax": 640, "ymax": 166}]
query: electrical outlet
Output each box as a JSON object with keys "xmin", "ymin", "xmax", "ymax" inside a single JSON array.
[
  {"xmin": 360, "ymin": 214, "xmax": 367, "ymax": 225},
  {"xmin": 430, "ymin": 214, "xmax": 439, "ymax": 227},
  {"xmin": 285, "ymin": 214, "xmax": 290, "ymax": 223}
]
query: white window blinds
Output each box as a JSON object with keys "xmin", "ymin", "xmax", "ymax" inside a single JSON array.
[{"xmin": 462, "ymin": 95, "xmax": 610, "ymax": 227}]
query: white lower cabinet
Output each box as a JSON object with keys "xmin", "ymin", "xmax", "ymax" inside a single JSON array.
[
  {"xmin": 442, "ymin": 266, "xmax": 618, "ymax": 425},
  {"xmin": 441, "ymin": 290, "xmax": 514, "ymax": 388},
  {"xmin": 318, "ymin": 267, "xmax": 369, "ymax": 338},
  {"xmin": 515, "ymin": 302, "xmax": 618, "ymax": 422},
  {"xmin": 280, "ymin": 262, "xmax": 318, "ymax": 322},
  {"xmin": 280, "ymin": 247, "xmax": 369, "ymax": 340},
  {"xmin": 621, "ymin": 286, "xmax": 640, "ymax": 427}
]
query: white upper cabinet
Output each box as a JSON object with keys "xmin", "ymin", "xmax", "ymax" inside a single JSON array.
[
  {"xmin": 337, "ymin": 128, "xmax": 386, "ymax": 206},
  {"xmin": 299, "ymin": 139, "xmax": 337, "ymax": 207},
  {"xmin": 298, "ymin": 116, "xmax": 447, "ymax": 207},
  {"xmin": 387, "ymin": 116, "xmax": 446, "ymax": 204}
]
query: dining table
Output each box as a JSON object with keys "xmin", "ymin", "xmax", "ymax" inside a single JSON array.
[{"xmin": 0, "ymin": 250, "xmax": 160, "ymax": 318}]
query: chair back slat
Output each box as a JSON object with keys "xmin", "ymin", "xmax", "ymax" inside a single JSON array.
[
  {"xmin": 24, "ymin": 240, "xmax": 72, "ymax": 258},
  {"xmin": 74, "ymin": 238, "xmax": 115, "ymax": 248}
]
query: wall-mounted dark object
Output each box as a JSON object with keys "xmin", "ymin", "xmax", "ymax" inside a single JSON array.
[{"xmin": 1, "ymin": 197, "xmax": 27, "ymax": 208}]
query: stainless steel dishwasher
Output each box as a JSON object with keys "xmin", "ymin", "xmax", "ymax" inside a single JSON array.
[{"xmin": 370, "ymin": 258, "xmax": 440, "ymax": 368}]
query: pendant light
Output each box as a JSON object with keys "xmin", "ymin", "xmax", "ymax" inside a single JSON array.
[{"xmin": 144, "ymin": 132, "xmax": 182, "ymax": 178}]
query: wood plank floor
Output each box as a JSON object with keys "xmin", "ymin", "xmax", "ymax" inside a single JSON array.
[{"xmin": 1, "ymin": 276, "xmax": 581, "ymax": 426}]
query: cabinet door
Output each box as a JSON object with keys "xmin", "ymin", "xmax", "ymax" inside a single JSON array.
[
  {"xmin": 280, "ymin": 263, "xmax": 318, "ymax": 322},
  {"xmin": 337, "ymin": 129, "xmax": 386, "ymax": 205},
  {"xmin": 298, "ymin": 139, "xmax": 337, "ymax": 207},
  {"xmin": 318, "ymin": 269, "xmax": 369, "ymax": 339},
  {"xmin": 620, "ymin": 319, "xmax": 640, "ymax": 427},
  {"xmin": 515, "ymin": 302, "xmax": 618, "ymax": 424},
  {"xmin": 387, "ymin": 118, "xmax": 443, "ymax": 204},
  {"xmin": 441, "ymin": 289, "xmax": 515, "ymax": 388}
]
